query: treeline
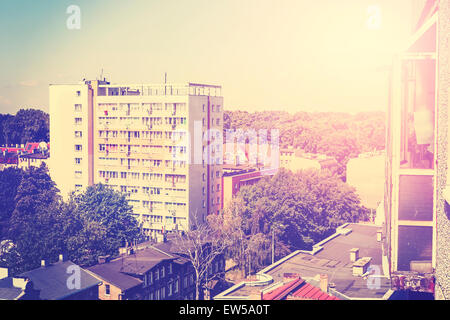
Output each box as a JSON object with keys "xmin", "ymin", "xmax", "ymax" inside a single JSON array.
[
  {"xmin": 0, "ymin": 109, "xmax": 49, "ymax": 145},
  {"xmin": 223, "ymin": 110, "xmax": 385, "ymax": 173}
]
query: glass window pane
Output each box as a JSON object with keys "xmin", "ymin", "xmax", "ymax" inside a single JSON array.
[{"xmin": 398, "ymin": 175, "xmax": 433, "ymax": 221}]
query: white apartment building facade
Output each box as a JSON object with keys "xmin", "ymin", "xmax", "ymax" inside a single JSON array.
[{"xmin": 49, "ymin": 80, "xmax": 223, "ymax": 239}]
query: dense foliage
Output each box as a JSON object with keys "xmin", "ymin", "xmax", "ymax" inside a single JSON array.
[
  {"xmin": 223, "ymin": 168, "xmax": 370, "ymax": 274},
  {"xmin": 224, "ymin": 110, "xmax": 385, "ymax": 176},
  {"xmin": 0, "ymin": 109, "xmax": 49, "ymax": 145},
  {"xmin": 0, "ymin": 165, "xmax": 141, "ymax": 274}
]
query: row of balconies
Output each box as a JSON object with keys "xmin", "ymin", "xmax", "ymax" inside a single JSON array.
[
  {"xmin": 97, "ymin": 137, "xmax": 187, "ymax": 145},
  {"xmin": 99, "ymin": 177, "xmax": 187, "ymax": 188}
]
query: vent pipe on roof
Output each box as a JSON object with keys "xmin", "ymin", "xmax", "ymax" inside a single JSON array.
[
  {"xmin": 377, "ymin": 230, "xmax": 382, "ymax": 242},
  {"xmin": 320, "ymin": 274, "xmax": 329, "ymax": 293},
  {"xmin": 350, "ymin": 248, "xmax": 359, "ymax": 263},
  {"xmin": 0, "ymin": 267, "xmax": 8, "ymax": 280}
]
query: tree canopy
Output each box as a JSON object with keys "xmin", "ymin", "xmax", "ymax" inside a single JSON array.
[
  {"xmin": 0, "ymin": 109, "xmax": 49, "ymax": 145},
  {"xmin": 226, "ymin": 168, "xmax": 369, "ymax": 270},
  {"xmin": 224, "ymin": 110, "xmax": 385, "ymax": 177},
  {"xmin": 65, "ymin": 183, "xmax": 142, "ymax": 266}
]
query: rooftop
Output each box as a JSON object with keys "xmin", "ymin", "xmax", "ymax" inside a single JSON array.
[
  {"xmin": 215, "ymin": 223, "xmax": 392, "ymax": 300},
  {"xmin": 87, "ymin": 247, "xmax": 174, "ymax": 291},
  {"xmin": 19, "ymin": 260, "xmax": 100, "ymax": 300}
]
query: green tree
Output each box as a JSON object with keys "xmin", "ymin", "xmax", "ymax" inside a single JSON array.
[
  {"xmin": 3, "ymin": 109, "xmax": 49, "ymax": 144},
  {"xmin": 234, "ymin": 168, "xmax": 369, "ymax": 254},
  {"xmin": 67, "ymin": 184, "xmax": 141, "ymax": 266},
  {"xmin": 0, "ymin": 167, "xmax": 23, "ymax": 238},
  {"xmin": 5, "ymin": 163, "xmax": 63, "ymax": 274}
]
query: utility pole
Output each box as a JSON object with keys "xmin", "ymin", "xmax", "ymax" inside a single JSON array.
[{"xmin": 271, "ymin": 227, "xmax": 275, "ymax": 264}]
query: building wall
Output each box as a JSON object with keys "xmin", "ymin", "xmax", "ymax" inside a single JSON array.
[
  {"xmin": 50, "ymin": 82, "xmax": 222, "ymax": 238},
  {"xmin": 49, "ymin": 84, "xmax": 90, "ymax": 198},
  {"xmin": 346, "ymin": 154, "xmax": 385, "ymax": 209},
  {"xmin": 435, "ymin": 0, "xmax": 450, "ymax": 301}
]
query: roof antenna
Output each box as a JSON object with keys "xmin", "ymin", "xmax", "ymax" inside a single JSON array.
[{"xmin": 164, "ymin": 72, "xmax": 167, "ymax": 95}]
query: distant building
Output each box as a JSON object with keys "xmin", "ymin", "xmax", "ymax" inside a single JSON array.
[
  {"xmin": 222, "ymin": 165, "xmax": 277, "ymax": 209},
  {"xmin": 279, "ymin": 147, "xmax": 337, "ymax": 173},
  {"xmin": 49, "ymin": 80, "xmax": 223, "ymax": 239},
  {"xmin": 0, "ymin": 142, "xmax": 50, "ymax": 170},
  {"xmin": 383, "ymin": 0, "xmax": 450, "ymax": 298},
  {"xmin": 215, "ymin": 223, "xmax": 394, "ymax": 300},
  {"xmin": 346, "ymin": 151, "xmax": 385, "ymax": 209},
  {"xmin": 0, "ymin": 255, "xmax": 100, "ymax": 300}
]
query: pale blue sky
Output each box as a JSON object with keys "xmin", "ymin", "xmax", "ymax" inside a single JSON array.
[{"xmin": 0, "ymin": 0, "xmax": 413, "ymax": 114}]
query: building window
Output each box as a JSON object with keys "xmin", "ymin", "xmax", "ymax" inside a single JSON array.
[
  {"xmin": 202, "ymin": 104, "xmax": 205, "ymax": 112},
  {"xmin": 174, "ymin": 279, "xmax": 179, "ymax": 293},
  {"xmin": 75, "ymin": 145, "xmax": 82, "ymax": 152},
  {"xmin": 105, "ymin": 284, "xmax": 110, "ymax": 296},
  {"xmin": 75, "ymin": 131, "xmax": 82, "ymax": 138},
  {"xmin": 74, "ymin": 104, "xmax": 82, "ymax": 112},
  {"xmin": 75, "ymin": 171, "xmax": 82, "ymax": 179},
  {"xmin": 399, "ymin": 59, "xmax": 435, "ymax": 170},
  {"xmin": 398, "ymin": 226, "xmax": 433, "ymax": 271},
  {"xmin": 76, "ymin": 90, "xmax": 81, "ymax": 97},
  {"xmin": 75, "ymin": 158, "xmax": 82, "ymax": 165},
  {"xmin": 217, "ymin": 105, "xmax": 221, "ymax": 112},
  {"xmin": 75, "ymin": 117, "xmax": 82, "ymax": 125}
]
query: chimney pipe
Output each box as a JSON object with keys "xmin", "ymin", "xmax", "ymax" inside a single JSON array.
[
  {"xmin": 319, "ymin": 274, "xmax": 329, "ymax": 293},
  {"xmin": 0, "ymin": 267, "xmax": 8, "ymax": 280},
  {"xmin": 350, "ymin": 248, "xmax": 359, "ymax": 262}
]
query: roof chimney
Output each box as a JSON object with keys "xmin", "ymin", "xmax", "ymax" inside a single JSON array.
[
  {"xmin": 377, "ymin": 230, "xmax": 382, "ymax": 242},
  {"xmin": 41, "ymin": 260, "xmax": 46, "ymax": 267},
  {"xmin": 12, "ymin": 277, "xmax": 28, "ymax": 290},
  {"xmin": 350, "ymin": 248, "xmax": 359, "ymax": 262},
  {"xmin": 0, "ymin": 267, "xmax": 8, "ymax": 280},
  {"xmin": 98, "ymin": 255, "xmax": 111, "ymax": 264},
  {"xmin": 319, "ymin": 274, "xmax": 329, "ymax": 293}
]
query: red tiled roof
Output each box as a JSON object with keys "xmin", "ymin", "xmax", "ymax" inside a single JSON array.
[{"xmin": 263, "ymin": 277, "xmax": 339, "ymax": 300}]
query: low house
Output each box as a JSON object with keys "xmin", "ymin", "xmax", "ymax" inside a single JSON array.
[
  {"xmin": 87, "ymin": 247, "xmax": 183, "ymax": 300},
  {"xmin": 0, "ymin": 254, "xmax": 100, "ymax": 300}
]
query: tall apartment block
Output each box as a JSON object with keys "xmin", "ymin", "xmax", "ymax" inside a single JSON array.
[
  {"xmin": 49, "ymin": 80, "xmax": 224, "ymax": 239},
  {"xmin": 384, "ymin": 0, "xmax": 450, "ymax": 299}
]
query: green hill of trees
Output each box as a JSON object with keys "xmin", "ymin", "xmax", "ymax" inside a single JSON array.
[{"xmin": 224, "ymin": 110, "xmax": 385, "ymax": 176}]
